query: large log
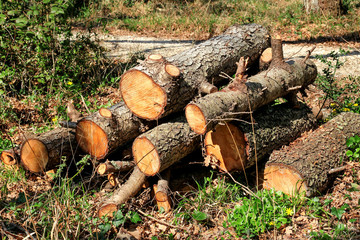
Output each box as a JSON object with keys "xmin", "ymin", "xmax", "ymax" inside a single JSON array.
[
  {"xmin": 263, "ymin": 112, "xmax": 360, "ymax": 197},
  {"xmin": 132, "ymin": 118, "xmax": 200, "ymax": 176},
  {"xmin": 76, "ymin": 102, "xmax": 153, "ymax": 159},
  {"xmin": 120, "ymin": 24, "xmax": 270, "ymax": 120},
  {"xmin": 185, "ymin": 57, "xmax": 317, "ymax": 135},
  {"xmin": 20, "ymin": 128, "xmax": 77, "ymax": 173},
  {"xmin": 204, "ymin": 103, "xmax": 317, "ymax": 172}
]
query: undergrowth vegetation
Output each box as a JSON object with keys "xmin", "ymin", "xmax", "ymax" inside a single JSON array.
[{"xmin": 80, "ymin": 0, "xmax": 360, "ymax": 40}]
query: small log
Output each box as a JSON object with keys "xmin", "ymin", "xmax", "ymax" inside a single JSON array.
[
  {"xmin": 76, "ymin": 102, "xmax": 153, "ymax": 159},
  {"xmin": 20, "ymin": 128, "xmax": 77, "ymax": 173},
  {"xmin": 1, "ymin": 147, "xmax": 20, "ymax": 165},
  {"xmin": 97, "ymin": 160, "xmax": 135, "ymax": 175},
  {"xmin": 107, "ymin": 173, "xmax": 119, "ymax": 187},
  {"xmin": 204, "ymin": 103, "xmax": 316, "ymax": 172},
  {"xmin": 153, "ymin": 182, "xmax": 172, "ymax": 213},
  {"xmin": 98, "ymin": 166, "xmax": 146, "ymax": 218},
  {"xmin": 120, "ymin": 24, "xmax": 270, "ymax": 120},
  {"xmin": 132, "ymin": 118, "xmax": 200, "ymax": 176},
  {"xmin": 263, "ymin": 112, "xmax": 360, "ymax": 197},
  {"xmin": 259, "ymin": 47, "xmax": 272, "ymax": 71},
  {"xmin": 185, "ymin": 57, "xmax": 317, "ymax": 135}
]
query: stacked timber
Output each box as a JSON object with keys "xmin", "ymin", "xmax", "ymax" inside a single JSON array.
[{"xmin": 5, "ymin": 23, "xmax": 352, "ymax": 218}]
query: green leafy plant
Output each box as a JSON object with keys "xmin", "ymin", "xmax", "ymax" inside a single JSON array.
[
  {"xmin": 226, "ymin": 189, "xmax": 296, "ymax": 238},
  {"xmin": 346, "ymin": 135, "xmax": 360, "ymax": 161}
]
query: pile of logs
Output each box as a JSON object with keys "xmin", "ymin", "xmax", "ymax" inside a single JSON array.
[{"xmin": 2, "ymin": 23, "xmax": 359, "ymax": 218}]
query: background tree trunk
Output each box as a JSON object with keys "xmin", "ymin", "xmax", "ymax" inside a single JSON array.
[{"xmin": 303, "ymin": 0, "xmax": 343, "ymax": 15}]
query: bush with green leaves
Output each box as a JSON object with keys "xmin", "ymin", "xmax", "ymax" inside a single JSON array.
[
  {"xmin": 226, "ymin": 189, "xmax": 296, "ymax": 238},
  {"xmin": 346, "ymin": 135, "xmax": 360, "ymax": 161},
  {"xmin": 0, "ymin": 0, "xmax": 105, "ymax": 96}
]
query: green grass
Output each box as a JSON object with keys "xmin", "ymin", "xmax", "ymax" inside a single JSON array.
[{"xmin": 79, "ymin": 0, "xmax": 360, "ymax": 40}]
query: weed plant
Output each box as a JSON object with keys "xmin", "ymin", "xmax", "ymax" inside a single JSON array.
[{"xmin": 225, "ymin": 189, "xmax": 297, "ymax": 238}]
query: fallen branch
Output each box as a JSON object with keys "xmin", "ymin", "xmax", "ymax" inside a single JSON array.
[{"xmin": 98, "ymin": 167, "xmax": 146, "ymax": 218}]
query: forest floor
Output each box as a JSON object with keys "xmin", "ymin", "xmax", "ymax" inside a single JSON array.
[{"xmin": 1, "ymin": 28, "xmax": 360, "ymax": 239}]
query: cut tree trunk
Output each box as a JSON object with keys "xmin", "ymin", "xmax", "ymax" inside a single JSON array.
[
  {"xmin": 132, "ymin": 118, "xmax": 200, "ymax": 176},
  {"xmin": 1, "ymin": 147, "xmax": 20, "ymax": 166},
  {"xmin": 76, "ymin": 101, "xmax": 153, "ymax": 159},
  {"xmin": 263, "ymin": 112, "xmax": 360, "ymax": 197},
  {"xmin": 185, "ymin": 58, "xmax": 317, "ymax": 135},
  {"xmin": 204, "ymin": 103, "xmax": 317, "ymax": 172},
  {"xmin": 20, "ymin": 128, "xmax": 77, "ymax": 173},
  {"xmin": 120, "ymin": 24, "xmax": 270, "ymax": 120},
  {"xmin": 98, "ymin": 166, "xmax": 146, "ymax": 218}
]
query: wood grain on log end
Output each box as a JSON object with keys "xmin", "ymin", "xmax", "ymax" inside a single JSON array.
[
  {"xmin": 148, "ymin": 54, "xmax": 163, "ymax": 62},
  {"xmin": 133, "ymin": 137, "xmax": 160, "ymax": 176},
  {"xmin": 120, "ymin": 69, "xmax": 166, "ymax": 120},
  {"xmin": 259, "ymin": 48, "xmax": 272, "ymax": 71},
  {"xmin": 99, "ymin": 108, "xmax": 112, "ymax": 118},
  {"xmin": 263, "ymin": 163, "xmax": 308, "ymax": 196},
  {"xmin": 185, "ymin": 104, "xmax": 207, "ymax": 135},
  {"xmin": 108, "ymin": 173, "xmax": 118, "ymax": 187},
  {"xmin": 204, "ymin": 123, "xmax": 247, "ymax": 172},
  {"xmin": 165, "ymin": 64, "xmax": 180, "ymax": 77},
  {"xmin": 98, "ymin": 203, "xmax": 118, "ymax": 218},
  {"xmin": 97, "ymin": 163, "xmax": 108, "ymax": 175},
  {"xmin": 76, "ymin": 120, "xmax": 108, "ymax": 159},
  {"xmin": 1, "ymin": 149, "xmax": 18, "ymax": 165},
  {"xmin": 20, "ymin": 139, "xmax": 48, "ymax": 172}
]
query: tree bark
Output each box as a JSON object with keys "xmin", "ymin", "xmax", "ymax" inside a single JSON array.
[
  {"xmin": 185, "ymin": 58, "xmax": 317, "ymax": 135},
  {"xmin": 204, "ymin": 103, "xmax": 317, "ymax": 172},
  {"xmin": 98, "ymin": 167, "xmax": 146, "ymax": 218},
  {"xmin": 132, "ymin": 118, "xmax": 200, "ymax": 176},
  {"xmin": 120, "ymin": 24, "xmax": 270, "ymax": 120},
  {"xmin": 76, "ymin": 101, "xmax": 153, "ymax": 159},
  {"xmin": 303, "ymin": 0, "xmax": 343, "ymax": 15},
  {"xmin": 20, "ymin": 128, "xmax": 78, "ymax": 173},
  {"xmin": 1, "ymin": 146, "xmax": 20, "ymax": 166},
  {"xmin": 263, "ymin": 112, "xmax": 360, "ymax": 197},
  {"xmin": 97, "ymin": 160, "xmax": 135, "ymax": 175}
]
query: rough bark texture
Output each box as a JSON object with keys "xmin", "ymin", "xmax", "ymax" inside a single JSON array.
[
  {"xmin": 20, "ymin": 128, "xmax": 77, "ymax": 173},
  {"xmin": 303, "ymin": 0, "xmax": 343, "ymax": 15},
  {"xmin": 1, "ymin": 147, "xmax": 20, "ymax": 165},
  {"xmin": 97, "ymin": 160, "xmax": 135, "ymax": 175},
  {"xmin": 98, "ymin": 167, "xmax": 146, "ymax": 218},
  {"xmin": 186, "ymin": 58, "xmax": 317, "ymax": 134},
  {"xmin": 76, "ymin": 101, "xmax": 153, "ymax": 159},
  {"xmin": 204, "ymin": 103, "xmax": 317, "ymax": 172},
  {"xmin": 132, "ymin": 118, "xmax": 200, "ymax": 176},
  {"xmin": 263, "ymin": 112, "xmax": 360, "ymax": 197},
  {"xmin": 153, "ymin": 182, "xmax": 172, "ymax": 213},
  {"xmin": 120, "ymin": 24, "xmax": 270, "ymax": 120}
]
